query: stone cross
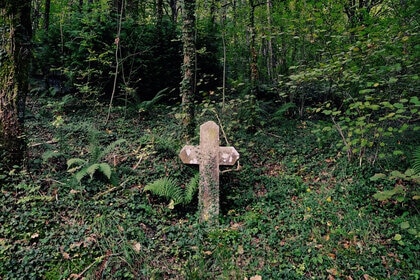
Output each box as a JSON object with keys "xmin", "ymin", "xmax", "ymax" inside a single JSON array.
[{"xmin": 179, "ymin": 121, "xmax": 239, "ymax": 223}]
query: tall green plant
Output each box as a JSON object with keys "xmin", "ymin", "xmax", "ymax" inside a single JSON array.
[
  {"xmin": 67, "ymin": 130, "xmax": 126, "ymax": 186},
  {"xmin": 144, "ymin": 173, "xmax": 199, "ymax": 209},
  {"xmin": 314, "ymin": 96, "xmax": 420, "ymax": 165}
]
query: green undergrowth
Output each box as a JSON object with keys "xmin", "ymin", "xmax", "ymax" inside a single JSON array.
[{"xmin": 0, "ymin": 97, "xmax": 419, "ymax": 279}]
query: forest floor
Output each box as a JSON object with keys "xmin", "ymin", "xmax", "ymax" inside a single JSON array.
[{"xmin": 1, "ymin": 94, "xmax": 419, "ymax": 279}]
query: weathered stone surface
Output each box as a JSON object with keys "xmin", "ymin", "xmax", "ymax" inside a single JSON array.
[
  {"xmin": 179, "ymin": 121, "xmax": 239, "ymax": 224},
  {"xmin": 179, "ymin": 146, "xmax": 239, "ymax": 165}
]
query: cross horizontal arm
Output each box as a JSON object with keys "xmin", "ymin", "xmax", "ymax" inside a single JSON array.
[{"xmin": 179, "ymin": 145, "xmax": 239, "ymax": 166}]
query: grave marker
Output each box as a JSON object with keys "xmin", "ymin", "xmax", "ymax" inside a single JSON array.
[{"xmin": 179, "ymin": 121, "xmax": 239, "ymax": 223}]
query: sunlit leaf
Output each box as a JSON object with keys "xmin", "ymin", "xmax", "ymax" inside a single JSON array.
[
  {"xmin": 393, "ymin": 234, "xmax": 402, "ymax": 241},
  {"xmin": 132, "ymin": 242, "xmax": 141, "ymax": 253},
  {"xmin": 400, "ymin": 221, "xmax": 410, "ymax": 229},
  {"xmin": 373, "ymin": 190, "xmax": 396, "ymax": 201},
  {"xmin": 98, "ymin": 163, "xmax": 112, "ymax": 179}
]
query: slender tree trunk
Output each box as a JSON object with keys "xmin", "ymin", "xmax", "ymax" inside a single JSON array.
[
  {"xmin": 157, "ymin": 0, "xmax": 163, "ymax": 25},
  {"xmin": 209, "ymin": 0, "xmax": 217, "ymax": 26},
  {"xmin": 0, "ymin": 0, "xmax": 32, "ymax": 169},
  {"xmin": 180, "ymin": 0, "xmax": 196, "ymax": 141},
  {"xmin": 44, "ymin": 0, "xmax": 50, "ymax": 31},
  {"xmin": 220, "ymin": 0, "xmax": 228, "ymax": 109},
  {"xmin": 43, "ymin": 0, "xmax": 51, "ymax": 90},
  {"xmin": 249, "ymin": 0, "xmax": 264, "ymax": 92},
  {"xmin": 169, "ymin": 0, "xmax": 179, "ymax": 22},
  {"xmin": 249, "ymin": 0, "xmax": 258, "ymax": 91},
  {"xmin": 266, "ymin": 0, "xmax": 274, "ymax": 83}
]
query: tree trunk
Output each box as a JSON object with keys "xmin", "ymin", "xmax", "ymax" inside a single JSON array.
[
  {"xmin": 0, "ymin": 0, "xmax": 32, "ymax": 169},
  {"xmin": 169, "ymin": 0, "xmax": 179, "ymax": 22},
  {"xmin": 157, "ymin": 0, "xmax": 163, "ymax": 25},
  {"xmin": 44, "ymin": 0, "xmax": 51, "ymax": 31},
  {"xmin": 266, "ymin": 0, "xmax": 274, "ymax": 83},
  {"xmin": 249, "ymin": 0, "xmax": 264, "ymax": 92},
  {"xmin": 180, "ymin": 0, "xmax": 196, "ymax": 141}
]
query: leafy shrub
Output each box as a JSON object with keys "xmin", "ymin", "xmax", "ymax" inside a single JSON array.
[
  {"xmin": 313, "ymin": 96, "xmax": 420, "ymax": 165},
  {"xmin": 371, "ymin": 147, "xmax": 420, "ymax": 204}
]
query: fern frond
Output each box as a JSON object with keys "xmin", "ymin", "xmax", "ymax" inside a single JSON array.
[
  {"xmin": 98, "ymin": 163, "xmax": 112, "ymax": 180},
  {"xmin": 67, "ymin": 158, "xmax": 87, "ymax": 169},
  {"xmin": 137, "ymin": 87, "xmax": 168, "ymax": 112},
  {"xmin": 412, "ymin": 146, "xmax": 420, "ymax": 175},
  {"xmin": 90, "ymin": 145, "xmax": 102, "ymax": 163},
  {"xmin": 75, "ymin": 166, "xmax": 89, "ymax": 183},
  {"xmin": 88, "ymin": 129, "xmax": 101, "ymax": 162},
  {"xmin": 98, "ymin": 139, "xmax": 126, "ymax": 161},
  {"xmin": 184, "ymin": 173, "xmax": 199, "ymax": 204},
  {"xmin": 86, "ymin": 163, "xmax": 100, "ymax": 179},
  {"xmin": 42, "ymin": 150, "xmax": 63, "ymax": 162},
  {"xmin": 273, "ymin": 102, "xmax": 296, "ymax": 120},
  {"xmin": 84, "ymin": 163, "xmax": 113, "ymax": 180},
  {"xmin": 144, "ymin": 177, "xmax": 184, "ymax": 205}
]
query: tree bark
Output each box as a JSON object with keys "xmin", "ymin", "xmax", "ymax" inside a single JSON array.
[
  {"xmin": 180, "ymin": 0, "xmax": 196, "ymax": 141},
  {"xmin": 0, "ymin": 0, "xmax": 32, "ymax": 168},
  {"xmin": 169, "ymin": 0, "xmax": 179, "ymax": 22},
  {"xmin": 157, "ymin": 0, "xmax": 164, "ymax": 25},
  {"xmin": 44, "ymin": 0, "xmax": 51, "ymax": 31},
  {"xmin": 249, "ymin": 0, "xmax": 264, "ymax": 91},
  {"xmin": 266, "ymin": 0, "xmax": 274, "ymax": 83}
]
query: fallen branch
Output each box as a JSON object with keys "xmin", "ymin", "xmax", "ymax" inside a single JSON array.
[
  {"xmin": 93, "ymin": 178, "xmax": 130, "ymax": 199},
  {"xmin": 29, "ymin": 139, "xmax": 58, "ymax": 147},
  {"xmin": 69, "ymin": 253, "xmax": 120, "ymax": 280},
  {"xmin": 221, "ymin": 160, "xmax": 242, "ymax": 173}
]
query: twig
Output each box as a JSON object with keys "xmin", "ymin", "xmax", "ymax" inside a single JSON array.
[
  {"xmin": 132, "ymin": 155, "xmax": 143, "ymax": 170},
  {"xmin": 221, "ymin": 160, "xmax": 242, "ymax": 173},
  {"xmin": 264, "ymin": 132, "xmax": 282, "ymax": 139},
  {"xmin": 93, "ymin": 179, "xmax": 129, "ymax": 199},
  {"xmin": 105, "ymin": 3, "xmax": 124, "ymax": 126},
  {"xmin": 94, "ymin": 186, "xmax": 117, "ymax": 200},
  {"xmin": 70, "ymin": 256, "xmax": 102, "ymax": 279},
  {"xmin": 70, "ymin": 253, "xmax": 120, "ymax": 280},
  {"xmin": 331, "ymin": 116, "xmax": 352, "ymax": 161},
  {"xmin": 29, "ymin": 139, "xmax": 58, "ymax": 147},
  {"xmin": 214, "ymin": 111, "xmax": 230, "ymax": 146}
]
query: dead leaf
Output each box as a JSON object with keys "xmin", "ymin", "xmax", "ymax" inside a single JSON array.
[
  {"xmin": 84, "ymin": 235, "xmax": 97, "ymax": 247},
  {"xmin": 237, "ymin": 245, "xmax": 244, "ymax": 255},
  {"xmin": 62, "ymin": 251, "xmax": 71, "ymax": 260},
  {"xmin": 326, "ymin": 268, "xmax": 338, "ymax": 276},
  {"xmin": 31, "ymin": 233, "xmax": 39, "ymax": 239},
  {"xmin": 250, "ymin": 275, "xmax": 262, "ymax": 280},
  {"xmin": 342, "ymin": 241, "xmax": 350, "ymax": 249},
  {"xmin": 230, "ymin": 222, "xmax": 243, "ymax": 230},
  {"xmin": 327, "ymin": 253, "xmax": 336, "ymax": 259},
  {"xmin": 70, "ymin": 241, "xmax": 83, "ymax": 249},
  {"xmin": 132, "ymin": 242, "xmax": 141, "ymax": 253}
]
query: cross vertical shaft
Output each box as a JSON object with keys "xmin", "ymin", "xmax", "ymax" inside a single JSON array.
[
  {"xmin": 199, "ymin": 121, "xmax": 220, "ymax": 223},
  {"xmin": 179, "ymin": 121, "xmax": 239, "ymax": 224}
]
